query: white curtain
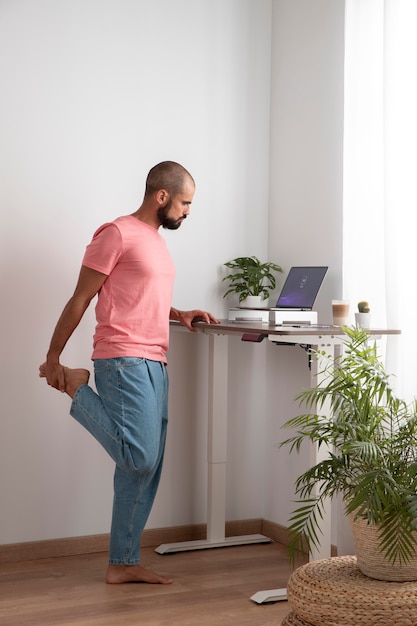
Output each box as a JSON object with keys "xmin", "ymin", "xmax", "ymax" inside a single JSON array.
[{"xmin": 344, "ymin": 0, "xmax": 417, "ymax": 400}]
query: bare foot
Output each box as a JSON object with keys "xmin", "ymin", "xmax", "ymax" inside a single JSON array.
[
  {"xmin": 63, "ymin": 367, "xmax": 90, "ymax": 398},
  {"xmin": 39, "ymin": 363, "xmax": 89, "ymax": 398},
  {"xmin": 105, "ymin": 564, "xmax": 173, "ymax": 585}
]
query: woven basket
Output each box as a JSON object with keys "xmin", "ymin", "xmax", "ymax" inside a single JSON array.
[
  {"xmin": 281, "ymin": 613, "xmax": 312, "ymax": 626},
  {"xmin": 286, "ymin": 555, "xmax": 417, "ymax": 626},
  {"xmin": 349, "ymin": 513, "xmax": 417, "ymax": 581}
]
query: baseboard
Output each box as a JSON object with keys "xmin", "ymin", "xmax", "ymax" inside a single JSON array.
[
  {"xmin": 0, "ymin": 533, "xmax": 111, "ymax": 564},
  {"xmin": 0, "ymin": 518, "xmax": 265, "ymax": 564},
  {"xmin": 261, "ymin": 519, "xmax": 337, "ymax": 557},
  {"xmin": 0, "ymin": 518, "xmax": 335, "ymax": 564},
  {"xmin": 261, "ymin": 518, "xmax": 290, "ymax": 545}
]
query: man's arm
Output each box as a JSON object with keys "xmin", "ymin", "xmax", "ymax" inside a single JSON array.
[
  {"xmin": 170, "ymin": 307, "xmax": 220, "ymax": 332},
  {"xmin": 44, "ymin": 265, "xmax": 108, "ymax": 392}
]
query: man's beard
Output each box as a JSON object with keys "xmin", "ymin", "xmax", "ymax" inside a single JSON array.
[{"xmin": 158, "ymin": 200, "xmax": 186, "ymax": 230}]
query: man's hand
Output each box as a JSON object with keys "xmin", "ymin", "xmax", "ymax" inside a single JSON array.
[
  {"xmin": 170, "ymin": 308, "xmax": 220, "ymax": 332},
  {"xmin": 39, "ymin": 360, "xmax": 66, "ymax": 393}
]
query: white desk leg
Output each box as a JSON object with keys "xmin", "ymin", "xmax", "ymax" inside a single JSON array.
[
  {"xmin": 308, "ymin": 343, "xmax": 333, "ymax": 562},
  {"xmin": 207, "ymin": 333, "xmax": 228, "ymax": 542},
  {"xmin": 156, "ymin": 333, "xmax": 270, "ymax": 554},
  {"xmin": 251, "ymin": 340, "xmax": 335, "ymax": 603}
]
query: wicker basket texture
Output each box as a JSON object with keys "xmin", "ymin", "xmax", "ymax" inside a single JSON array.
[
  {"xmin": 349, "ymin": 513, "xmax": 417, "ymax": 581},
  {"xmin": 286, "ymin": 556, "xmax": 417, "ymax": 626},
  {"xmin": 281, "ymin": 612, "xmax": 312, "ymax": 626}
]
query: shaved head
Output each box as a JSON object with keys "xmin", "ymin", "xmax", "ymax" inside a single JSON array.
[{"xmin": 144, "ymin": 161, "xmax": 195, "ymax": 198}]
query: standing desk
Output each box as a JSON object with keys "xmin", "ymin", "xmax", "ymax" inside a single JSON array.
[{"xmin": 156, "ymin": 322, "xmax": 400, "ymax": 598}]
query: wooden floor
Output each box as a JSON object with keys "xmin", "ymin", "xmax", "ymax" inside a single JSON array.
[{"xmin": 0, "ymin": 542, "xmax": 306, "ymax": 625}]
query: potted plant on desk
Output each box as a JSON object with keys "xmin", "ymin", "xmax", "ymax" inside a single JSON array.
[
  {"xmin": 279, "ymin": 326, "xmax": 417, "ymax": 581},
  {"xmin": 222, "ymin": 256, "xmax": 282, "ymax": 307},
  {"xmin": 355, "ymin": 300, "xmax": 371, "ymax": 329}
]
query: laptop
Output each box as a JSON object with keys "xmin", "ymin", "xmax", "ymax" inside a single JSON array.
[
  {"xmin": 228, "ymin": 265, "xmax": 328, "ymax": 323},
  {"xmin": 271, "ymin": 266, "xmax": 328, "ymax": 310}
]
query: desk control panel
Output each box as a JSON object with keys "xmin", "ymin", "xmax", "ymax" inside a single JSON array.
[{"xmin": 241, "ymin": 333, "xmax": 267, "ymax": 343}]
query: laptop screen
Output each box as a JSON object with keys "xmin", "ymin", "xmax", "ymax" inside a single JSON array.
[{"xmin": 275, "ymin": 266, "xmax": 328, "ymax": 309}]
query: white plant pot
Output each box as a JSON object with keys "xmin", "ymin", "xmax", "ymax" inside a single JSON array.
[
  {"xmin": 240, "ymin": 295, "xmax": 266, "ymax": 308},
  {"xmin": 355, "ymin": 312, "xmax": 371, "ymax": 329}
]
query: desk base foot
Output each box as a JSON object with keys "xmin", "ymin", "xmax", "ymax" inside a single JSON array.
[
  {"xmin": 155, "ymin": 533, "xmax": 271, "ymax": 555},
  {"xmin": 250, "ymin": 588, "xmax": 287, "ymax": 604}
]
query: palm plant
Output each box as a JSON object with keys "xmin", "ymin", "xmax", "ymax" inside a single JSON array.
[
  {"xmin": 279, "ymin": 326, "xmax": 417, "ymax": 566},
  {"xmin": 222, "ymin": 256, "xmax": 282, "ymax": 302}
]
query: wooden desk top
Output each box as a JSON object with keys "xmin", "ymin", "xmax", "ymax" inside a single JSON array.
[{"xmin": 170, "ymin": 320, "xmax": 401, "ymax": 338}]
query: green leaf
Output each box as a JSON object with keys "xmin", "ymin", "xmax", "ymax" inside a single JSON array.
[{"xmin": 222, "ymin": 256, "xmax": 282, "ymax": 300}]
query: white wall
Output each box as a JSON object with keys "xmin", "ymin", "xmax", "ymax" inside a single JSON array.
[
  {"xmin": 0, "ymin": 0, "xmax": 272, "ymax": 545},
  {"xmin": 0, "ymin": 0, "xmax": 346, "ymax": 548},
  {"xmin": 266, "ymin": 0, "xmax": 345, "ymax": 540}
]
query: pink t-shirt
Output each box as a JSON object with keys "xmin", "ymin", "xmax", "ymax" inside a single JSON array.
[{"xmin": 82, "ymin": 215, "xmax": 175, "ymax": 362}]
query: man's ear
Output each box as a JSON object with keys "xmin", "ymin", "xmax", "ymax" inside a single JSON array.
[{"xmin": 156, "ymin": 189, "xmax": 169, "ymax": 206}]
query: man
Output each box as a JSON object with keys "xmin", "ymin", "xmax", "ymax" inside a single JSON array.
[{"xmin": 39, "ymin": 161, "xmax": 219, "ymax": 584}]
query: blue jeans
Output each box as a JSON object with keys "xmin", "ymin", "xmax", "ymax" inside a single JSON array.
[{"xmin": 70, "ymin": 357, "xmax": 169, "ymax": 565}]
